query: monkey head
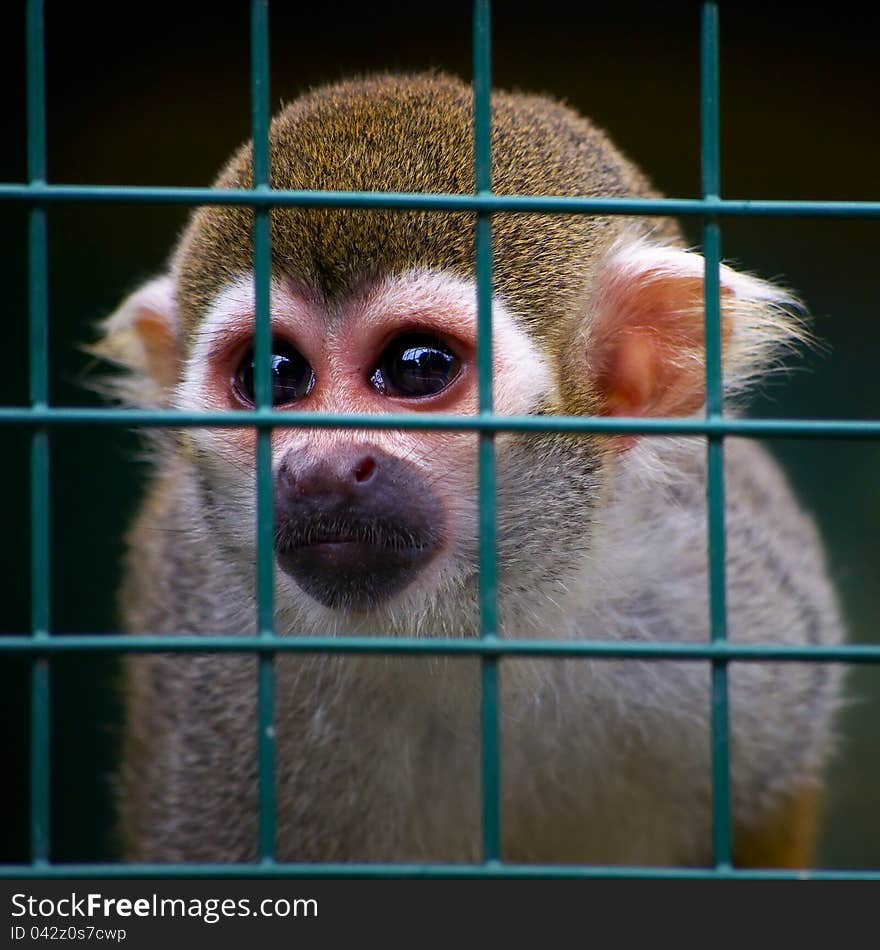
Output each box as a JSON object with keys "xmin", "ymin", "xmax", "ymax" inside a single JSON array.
[{"xmin": 96, "ymin": 73, "xmax": 802, "ymax": 634}]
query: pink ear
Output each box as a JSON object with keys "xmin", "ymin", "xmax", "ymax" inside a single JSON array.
[
  {"xmin": 90, "ymin": 274, "xmax": 182, "ymax": 408},
  {"xmin": 586, "ymin": 241, "xmax": 800, "ymax": 425},
  {"xmin": 96, "ymin": 275, "xmax": 181, "ymax": 390}
]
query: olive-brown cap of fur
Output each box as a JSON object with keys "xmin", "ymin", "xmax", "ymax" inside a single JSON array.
[{"xmin": 174, "ymin": 72, "xmax": 674, "ymax": 348}]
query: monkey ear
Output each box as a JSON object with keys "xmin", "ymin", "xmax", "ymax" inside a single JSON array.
[
  {"xmin": 88, "ymin": 274, "xmax": 181, "ymax": 406},
  {"xmin": 586, "ymin": 240, "xmax": 804, "ymax": 421}
]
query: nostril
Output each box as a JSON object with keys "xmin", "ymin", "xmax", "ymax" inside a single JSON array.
[
  {"xmin": 278, "ymin": 460, "xmax": 297, "ymax": 491},
  {"xmin": 353, "ymin": 455, "xmax": 377, "ymax": 484}
]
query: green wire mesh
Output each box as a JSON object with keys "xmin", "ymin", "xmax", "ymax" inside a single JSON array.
[{"xmin": 5, "ymin": 0, "xmax": 880, "ymax": 880}]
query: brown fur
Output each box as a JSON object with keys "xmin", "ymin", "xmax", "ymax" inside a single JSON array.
[
  {"xmin": 734, "ymin": 785, "xmax": 822, "ymax": 869},
  {"xmin": 174, "ymin": 72, "xmax": 677, "ymax": 356}
]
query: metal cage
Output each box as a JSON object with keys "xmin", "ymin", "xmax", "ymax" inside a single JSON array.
[{"xmin": 3, "ymin": 0, "xmax": 880, "ymax": 880}]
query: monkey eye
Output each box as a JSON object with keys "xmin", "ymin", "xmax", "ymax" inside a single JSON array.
[
  {"xmin": 370, "ymin": 334, "xmax": 462, "ymax": 398},
  {"xmin": 232, "ymin": 341, "xmax": 315, "ymax": 407}
]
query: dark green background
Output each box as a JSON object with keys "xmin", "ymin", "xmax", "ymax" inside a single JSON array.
[{"xmin": 1, "ymin": 2, "xmax": 878, "ymax": 866}]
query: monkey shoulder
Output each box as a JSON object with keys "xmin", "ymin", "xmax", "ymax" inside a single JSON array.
[
  {"xmin": 594, "ymin": 439, "xmax": 843, "ymax": 650},
  {"xmin": 120, "ymin": 455, "xmax": 251, "ymax": 636},
  {"xmin": 722, "ymin": 440, "xmax": 843, "ymax": 648}
]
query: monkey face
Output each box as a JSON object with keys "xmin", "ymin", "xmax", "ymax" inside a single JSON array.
[
  {"xmin": 104, "ymin": 72, "xmax": 802, "ymax": 632},
  {"xmin": 110, "ymin": 238, "xmax": 798, "ymax": 634},
  {"xmin": 174, "ymin": 268, "xmax": 575, "ymax": 624}
]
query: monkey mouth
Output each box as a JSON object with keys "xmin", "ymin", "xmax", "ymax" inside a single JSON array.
[
  {"xmin": 277, "ymin": 518, "xmax": 436, "ymax": 553},
  {"xmin": 274, "ymin": 517, "xmax": 442, "ymax": 611}
]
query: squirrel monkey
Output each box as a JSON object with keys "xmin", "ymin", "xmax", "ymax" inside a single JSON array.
[{"xmin": 95, "ymin": 73, "xmax": 843, "ymax": 867}]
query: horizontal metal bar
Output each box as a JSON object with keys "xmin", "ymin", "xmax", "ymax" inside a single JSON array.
[
  {"xmin": 1, "ymin": 635, "xmax": 877, "ymax": 662},
  {"xmin": 1, "ymin": 183, "xmax": 880, "ymax": 218},
  {"xmin": 0, "ymin": 861, "xmax": 877, "ymax": 880},
  {"xmin": 2, "ymin": 407, "xmax": 880, "ymax": 438}
]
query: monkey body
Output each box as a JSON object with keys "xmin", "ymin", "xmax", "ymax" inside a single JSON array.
[
  {"xmin": 119, "ymin": 441, "xmax": 840, "ymax": 866},
  {"xmin": 102, "ymin": 74, "xmax": 843, "ymax": 866}
]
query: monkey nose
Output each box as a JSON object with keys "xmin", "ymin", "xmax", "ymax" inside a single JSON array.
[
  {"xmin": 273, "ymin": 446, "xmax": 445, "ymax": 611},
  {"xmin": 278, "ymin": 448, "xmax": 379, "ymax": 501}
]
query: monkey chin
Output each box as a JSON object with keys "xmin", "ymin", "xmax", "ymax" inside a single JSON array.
[{"xmin": 275, "ymin": 535, "xmax": 442, "ymax": 613}]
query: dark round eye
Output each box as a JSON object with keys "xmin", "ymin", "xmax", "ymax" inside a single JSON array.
[
  {"xmin": 370, "ymin": 334, "xmax": 462, "ymax": 398},
  {"xmin": 233, "ymin": 341, "xmax": 315, "ymax": 407}
]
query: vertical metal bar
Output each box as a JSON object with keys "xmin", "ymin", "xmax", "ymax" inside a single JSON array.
[
  {"xmin": 27, "ymin": 0, "xmax": 50, "ymax": 869},
  {"xmin": 701, "ymin": 0, "xmax": 732, "ymax": 870},
  {"xmin": 473, "ymin": 0, "xmax": 501, "ymax": 866},
  {"xmin": 250, "ymin": 0, "xmax": 276, "ymax": 866}
]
